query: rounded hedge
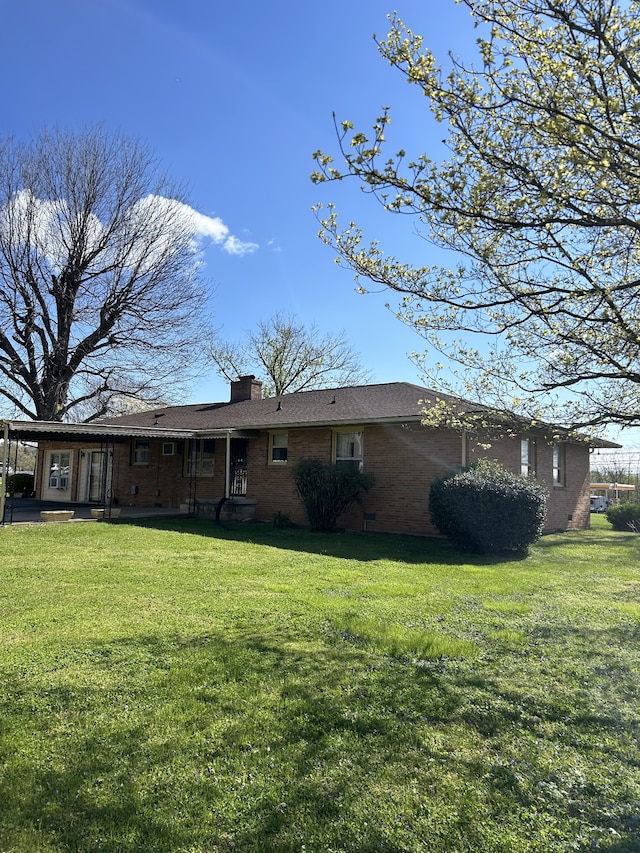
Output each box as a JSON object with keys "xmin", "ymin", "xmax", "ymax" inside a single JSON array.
[
  {"xmin": 6, "ymin": 472, "xmax": 35, "ymax": 496},
  {"xmin": 605, "ymin": 502, "xmax": 640, "ymax": 532},
  {"xmin": 293, "ymin": 458, "xmax": 374, "ymax": 532},
  {"xmin": 429, "ymin": 459, "xmax": 548, "ymax": 554}
]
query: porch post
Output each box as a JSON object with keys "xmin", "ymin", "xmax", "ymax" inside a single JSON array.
[
  {"xmin": 0, "ymin": 422, "xmax": 9, "ymax": 525},
  {"xmin": 225, "ymin": 431, "xmax": 231, "ymax": 499}
]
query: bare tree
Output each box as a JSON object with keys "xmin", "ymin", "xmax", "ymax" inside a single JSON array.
[
  {"xmin": 312, "ymin": 0, "xmax": 640, "ymax": 435},
  {"xmin": 0, "ymin": 125, "xmax": 213, "ymax": 421},
  {"xmin": 210, "ymin": 312, "xmax": 371, "ymax": 396}
]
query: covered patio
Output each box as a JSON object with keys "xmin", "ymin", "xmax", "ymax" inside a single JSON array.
[
  {"xmin": 2, "ymin": 497, "xmax": 190, "ymax": 525},
  {"xmin": 1, "ymin": 417, "xmax": 252, "ymax": 526}
]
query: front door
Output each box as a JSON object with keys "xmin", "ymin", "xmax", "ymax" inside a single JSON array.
[{"xmin": 230, "ymin": 439, "xmax": 248, "ymax": 497}]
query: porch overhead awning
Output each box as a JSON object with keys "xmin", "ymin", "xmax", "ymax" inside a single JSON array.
[
  {"xmin": 0, "ymin": 420, "xmax": 251, "ymax": 443},
  {"xmin": 1, "ymin": 420, "xmax": 194, "ymax": 442}
]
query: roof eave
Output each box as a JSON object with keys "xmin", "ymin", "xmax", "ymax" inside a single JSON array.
[
  {"xmin": 2, "ymin": 420, "xmax": 233, "ymax": 441},
  {"xmin": 200, "ymin": 415, "xmax": 425, "ymax": 432}
]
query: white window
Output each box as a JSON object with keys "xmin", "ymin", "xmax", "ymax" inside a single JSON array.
[
  {"xmin": 162, "ymin": 442, "xmax": 177, "ymax": 456},
  {"xmin": 269, "ymin": 432, "xmax": 288, "ymax": 464},
  {"xmin": 334, "ymin": 430, "xmax": 363, "ymax": 472},
  {"xmin": 552, "ymin": 443, "xmax": 565, "ymax": 486},
  {"xmin": 49, "ymin": 451, "xmax": 70, "ymax": 490},
  {"xmin": 521, "ymin": 438, "xmax": 536, "ymax": 477},
  {"xmin": 133, "ymin": 439, "xmax": 150, "ymax": 465},
  {"xmin": 186, "ymin": 439, "xmax": 216, "ymax": 477}
]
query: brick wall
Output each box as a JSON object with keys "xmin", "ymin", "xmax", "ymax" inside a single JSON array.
[
  {"xmin": 346, "ymin": 424, "xmax": 462, "ymax": 535},
  {"xmin": 246, "ymin": 424, "xmax": 463, "ymax": 535},
  {"xmin": 37, "ymin": 438, "xmax": 225, "ymax": 509},
  {"xmin": 247, "ymin": 426, "xmax": 591, "ymax": 535},
  {"xmin": 109, "ymin": 439, "xmax": 228, "ymax": 508},
  {"xmin": 247, "ymin": 428, "xmax": 330, "ymax": 526},
  {"xmin": 36, "ymin": 425, "xmax": 592, "ymax": 534},
  {"xmin": 465, "ymin": 434, "xmax": 591, "ymax": 532}
]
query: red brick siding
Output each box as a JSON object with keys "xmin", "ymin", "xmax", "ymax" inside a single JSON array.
[
  {"xmin": 245, "ymin": 425, "xmax": 463, "ymax": 535},
  {"xmin": 109, "ymin": 439, "xmax": 228, "ymax": 508},
  {"xmin": 344, "ymin": 424, "xmax": 462, "ymax": 535},
  {"xmin": 36, "ymin": 426, "xmax": 592, "ymax": 534},
  {"xmin": 36, "ymin": 438, "xmax": 225, "ymax": 509},
  {"xmin": 465, "ymin": 435, "xmax": 591, "ymax": 532},
  {"xmin": 247, "ymin": 429, "xmax": 331, "ymax": 526}
]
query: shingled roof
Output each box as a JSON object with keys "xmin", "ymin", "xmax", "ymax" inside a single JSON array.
[
  {"xmin": 4, "ymin": 380, "xmax": 620, "ymax": 447},
  {"xmin": 96, "ymin": 382, "xmax": 451, "ymax": 432}
]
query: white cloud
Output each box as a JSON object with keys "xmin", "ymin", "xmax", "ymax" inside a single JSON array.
[
  {"xmin": 222, "ymin": 234, "xmax": 259, "ymax": 256},
  {"xmin": 1, "ymin": 191, "xmax": 258, "ymax": 265},
  {"xmin": 190, "ymin": 209, "xmax": 229, "ymax": 243},
  {"xmin": 0, "ymin": 190, "xmax": 105, "ymax": 271},
  {"xmin": 185, "ymin": 204, "xmax": 258, "ymax": 256}
]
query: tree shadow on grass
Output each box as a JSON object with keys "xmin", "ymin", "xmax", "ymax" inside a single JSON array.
[
  {"xmin": 533, "ymin": 529, "xmax": 639, "ymax": 550},
  {"xmin": 126, "ymin": 517, "xmax": 530, "ymax": 567},
  {"xmin": 1, "ymin": 624, "xmax": 639, "ymax": 852},
  {"xmin": 0, "ymin": 632, "xmax": 455, "ymax": 852}
]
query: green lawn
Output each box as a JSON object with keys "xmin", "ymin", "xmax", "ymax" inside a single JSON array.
[{"xmin": 0, "ymin": 516, "xmax": 638, "ymax": 852}]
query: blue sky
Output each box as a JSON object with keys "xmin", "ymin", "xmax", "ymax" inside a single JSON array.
[
  {"xmin": 1, "ymin": 0, "xmax": 474, "ymax": 395},
  {"xmin": 2, "ymin": 0, "xmax": 638, "ymax": 453}
]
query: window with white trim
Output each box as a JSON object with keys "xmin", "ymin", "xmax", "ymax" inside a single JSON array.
[
  {"xmin": 186, "ymin": 438, "xmax": 216, "ymax": 477},
  {"xmin": 552, "ymin": 443, "xmax": 565, "ymax": 486},
  {"xmin": 133, "ymin": 439, "xmax": 150, "ymax": 465},
  {"xmin": 269, "ymin": 432, "xmax": 288, "ymax": 464},
  {"xmin": 49, "ymin": 451, "xmax": 70, "ymax": 490},
  {"xmin": 334, "ymin": 430, "xmax": 363, "ymax": 472},
  {"xmin": 520, "ymin": 438, "xmax": 536, "ymax": 477}
]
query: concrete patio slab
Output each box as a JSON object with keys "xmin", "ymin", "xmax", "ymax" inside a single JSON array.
[{"xmin": 2, "ymin": 498, "xmax": 189, "ymax": 525}]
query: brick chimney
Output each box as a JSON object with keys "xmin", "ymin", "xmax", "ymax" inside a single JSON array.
[{"xmin": 230, "ymin": 374, "xmax": 263, "ymax": 402}]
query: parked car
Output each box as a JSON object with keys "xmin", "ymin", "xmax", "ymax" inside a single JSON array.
[{"xmin": 590, "ymin": 495, "xmax": 608, "ymax": 513}]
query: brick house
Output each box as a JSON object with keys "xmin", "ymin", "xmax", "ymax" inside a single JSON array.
[{"xmin": 3, "ymin": 376, "xmax": 617, "ymax": 534}]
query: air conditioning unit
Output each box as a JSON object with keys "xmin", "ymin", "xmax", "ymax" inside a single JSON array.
[{"xmin": 162, "ymin": 442, "xmax": 177, "ymax": 456}]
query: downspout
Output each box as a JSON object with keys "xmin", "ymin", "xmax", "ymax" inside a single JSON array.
[
  {"xmin": 461, "ymin": 430, "xmax": 467, "ymax": 468},
  {"xmin": 0, "ymin": 421, "xmax": 9, "ymax": 525}
]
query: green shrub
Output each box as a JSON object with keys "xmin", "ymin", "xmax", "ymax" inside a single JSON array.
[
  {"xmin": 605, "ymin": 502, "xmax": 640, "ymax": 532},
  {"xmin": 6, "ymin": 472, "xmax": 35, "ymax": 496},
  {"xmin": 293, "ymin": 458, "xmax": 374, "ymax": 532},
  {"xmin": 429, "ymin": 459, "xmax": 548, "ymax": 554}
]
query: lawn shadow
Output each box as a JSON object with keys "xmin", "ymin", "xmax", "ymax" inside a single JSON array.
[
  {"xmin": 3, "ymin": 625, "xmax": 639, "ymax": 851},
  {"xmin": 126, "ymin": 517, "xmax": 530, "ymax": 567},
  {"xmin": 0, "ymin": 629, "xmax": 524, "ymax": 852},
  {"xmin": 533, "ymin": 527, "xmax": 639, "ymax": 550}
]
